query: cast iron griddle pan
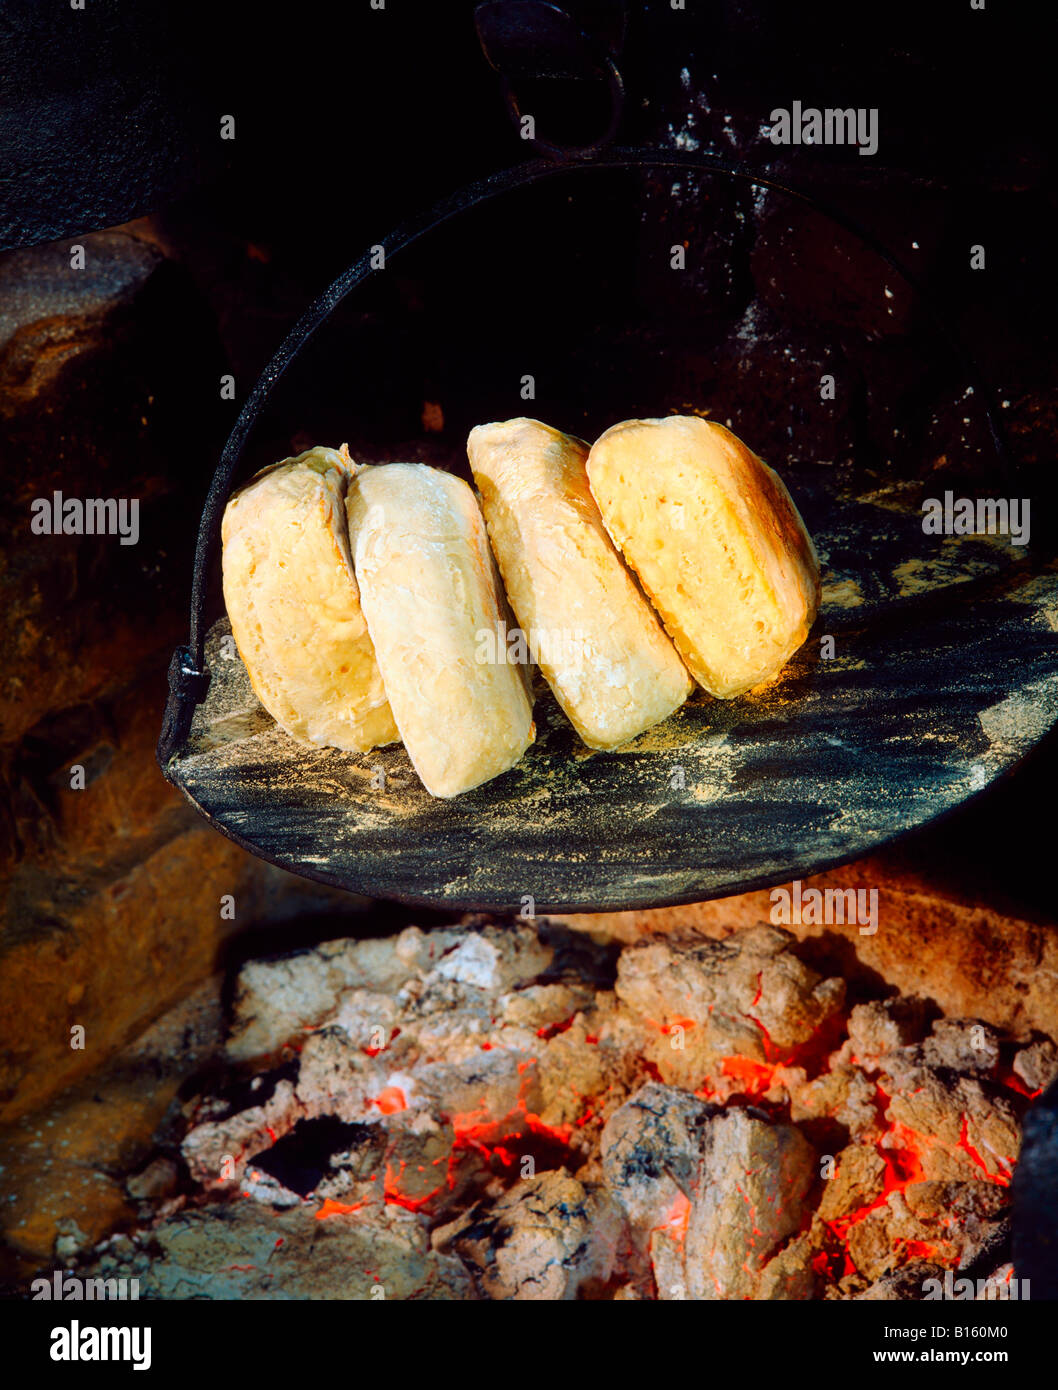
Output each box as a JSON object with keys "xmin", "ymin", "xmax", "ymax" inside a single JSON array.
[{"xmin": 160, "ymin": 152, "xmax": 1058, "ymax": 912}]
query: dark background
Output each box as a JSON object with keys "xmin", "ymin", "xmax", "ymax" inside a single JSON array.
[{"xmin": 2, "ymin": 1, "xmax": 1052, "ymax": 294}]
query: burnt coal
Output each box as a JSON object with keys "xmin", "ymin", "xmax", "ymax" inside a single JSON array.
[
  {"xmin": 73, "ymin": 917, "xmax": 1055, "ymax": 1300},
  {"xmin": 1012, "ymin": 1078, "xmax": 1058, "ymax": 1300},
  {"xmin": 249, "ymin": 1117, "xmax": 382, "ymax": 1199}
]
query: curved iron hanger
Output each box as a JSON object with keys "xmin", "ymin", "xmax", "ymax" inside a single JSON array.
[{"xmin": 158, "ymin": 144, "xmax": 1014, "ymax": 770}]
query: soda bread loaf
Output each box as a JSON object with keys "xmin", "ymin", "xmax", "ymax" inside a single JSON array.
[
  {"xmin": 220, "ymin": 418, "xmax": 820, "ymax": 797},
  {"xmin": 221, "ymin": 446, "xmax": 398, "ymax": 751},
  {"xmin": 468, "ymin": 417, "xmax": 692, "ymax": 749},
  {"xmin": 586, "ymin": 416, "xmax": 820, "ymax": 698},
  {"xmin": 346, "ymin": 462, "xmax": 535, "ymax": 798}
]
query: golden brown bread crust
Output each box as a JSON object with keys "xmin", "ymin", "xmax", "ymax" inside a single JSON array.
[
  {"xmin": 221, "ymin": 446, "xmax": 398, "ymax": 752},
  {"xmin": 468, "ymin": 417, "xmax": 692, "ymax": 749},
  {"xmin": 586, "ymin": 416, "xmax": 820, "ymax": 697},
  {"xmin": 346, "ymin": 462, "xmax": 535, "ymax": 798}
]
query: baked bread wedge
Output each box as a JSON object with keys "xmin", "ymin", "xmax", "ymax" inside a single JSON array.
[
  {"xmin": 221, "ymin": 445, "xmax": 398, "ymax": 751},
  {"xmin": 468, "ymin": 417, "xmax": 692, "ymax": 749},
  {"xmin": 346, "ymin": 462, "xmax": 535, "ymax": 798},
  {"xmin": 586, "ymin": 416, "xmax": 820, "ymax": 698}
]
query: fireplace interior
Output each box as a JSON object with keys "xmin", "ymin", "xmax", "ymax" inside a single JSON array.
[
  {"xmin": 0, "ymin": 891, "xmax": 1048, "ymax": 1301},
  {"xmin": 1, "ymin": 2, "xmax": 1055, "ymax": 1307}
]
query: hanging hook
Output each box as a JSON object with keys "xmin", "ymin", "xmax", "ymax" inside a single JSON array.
[{"xmin": 474, "ymin": 0, "xmax": 627, "ymax": 159}]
